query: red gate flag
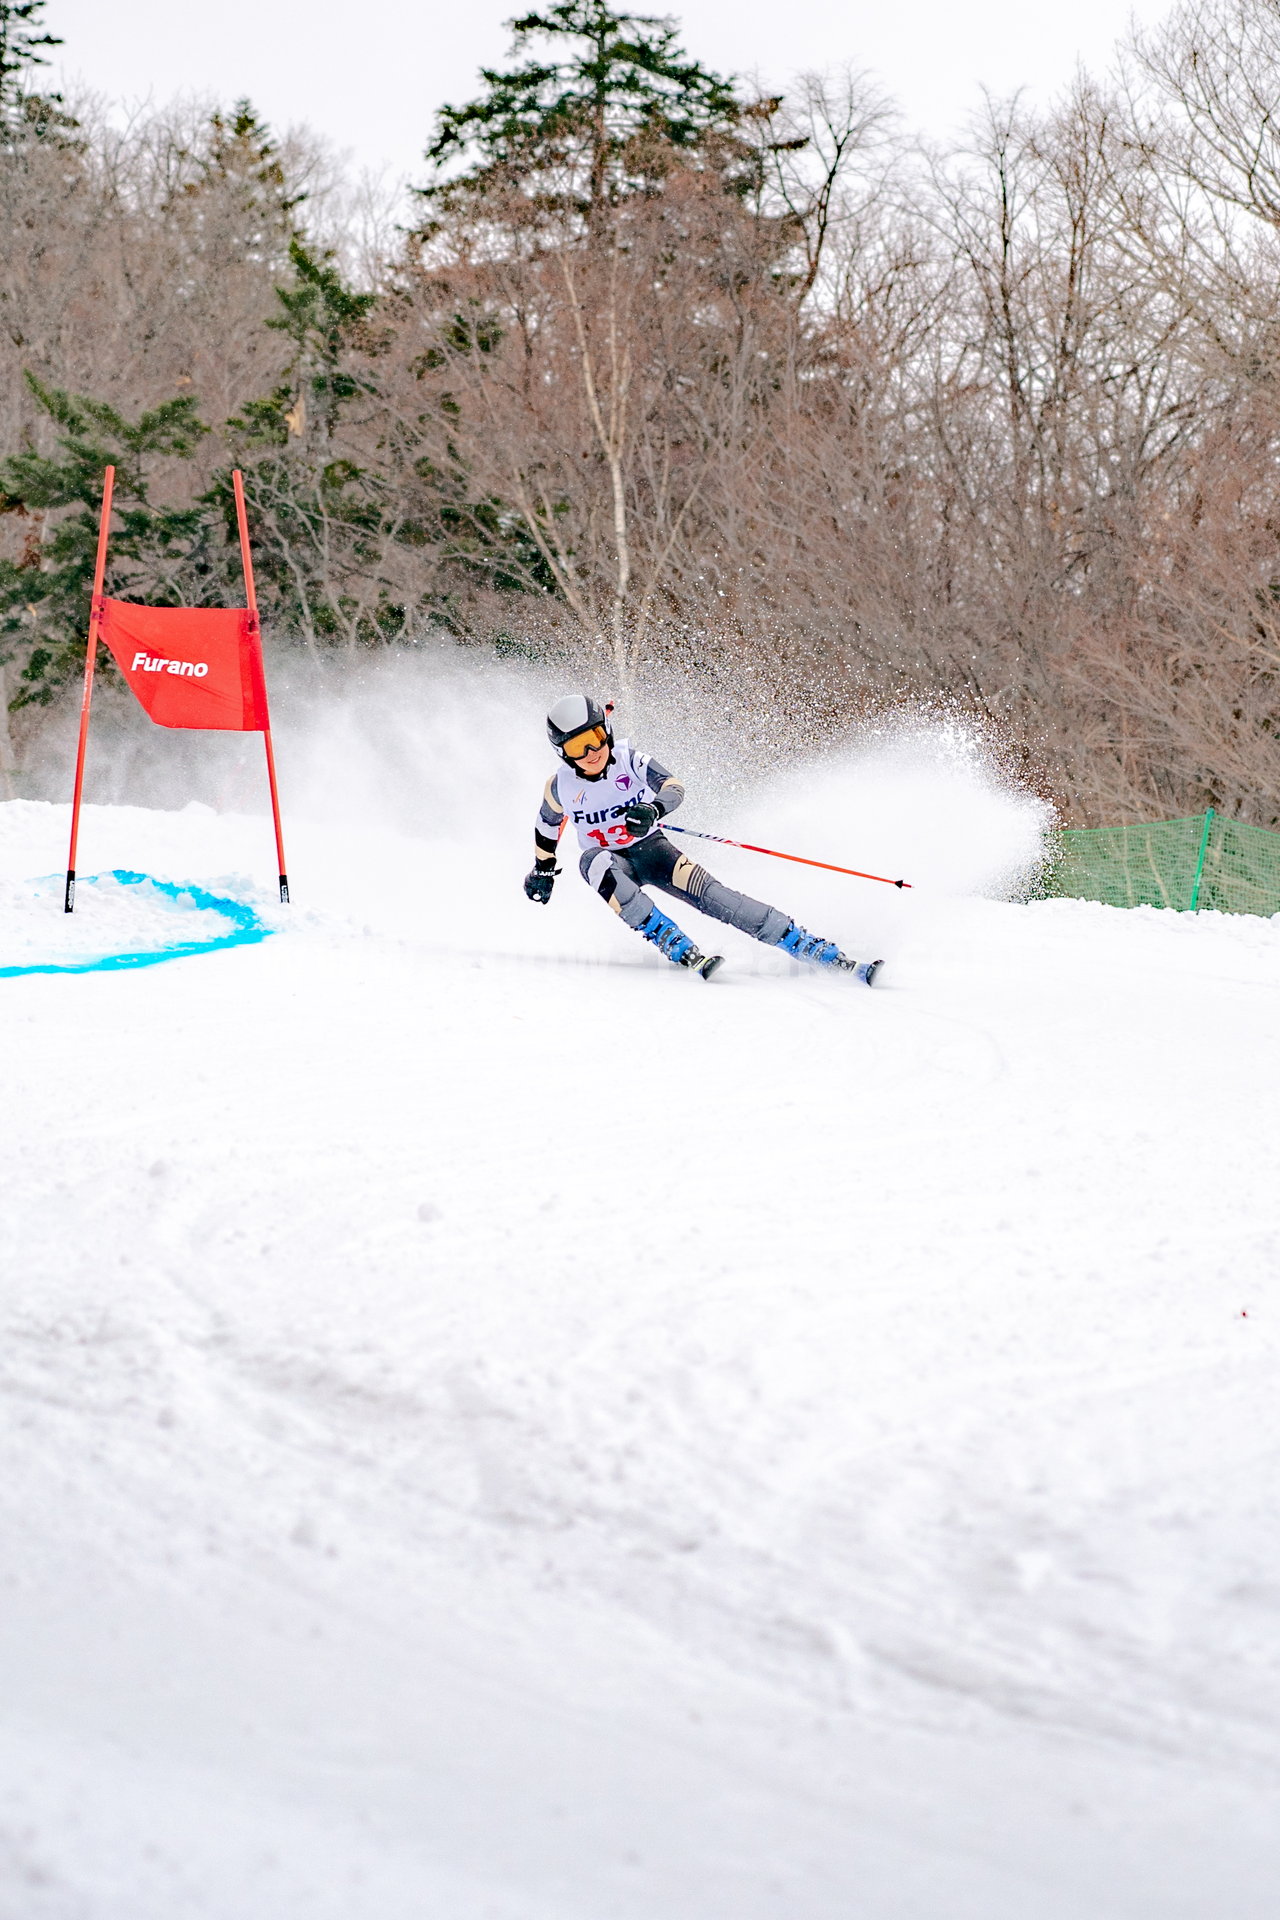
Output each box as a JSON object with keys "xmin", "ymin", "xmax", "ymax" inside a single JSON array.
[
  {"xmin": 65, "ymin": 466, "xmax": 289, "ymax": 911},
  {"xmin": 98, "ymin": 601, "xmax": 270, "ymax": 731}
]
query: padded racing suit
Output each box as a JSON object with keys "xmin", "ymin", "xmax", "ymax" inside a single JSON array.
[{"xmin": 535, "ymin": 740, "xmax": 791, "ymax": 948}]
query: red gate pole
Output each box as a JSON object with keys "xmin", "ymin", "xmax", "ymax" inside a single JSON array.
[
  {"xmin": 232, "ymin": 469, "xmax": 289, "ymax": 904},
  {"xmin": 65, "ymin": 465, "xmax": 115, "ymax": 912}
]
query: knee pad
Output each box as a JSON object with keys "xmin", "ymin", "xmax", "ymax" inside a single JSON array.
[
  {"xmin": 584, "ymin": 846, "xmax": 647, "ymax": 922},
  {"xmin": 671, "ymin": 854, "xmax": 710, "ymax": 899}
]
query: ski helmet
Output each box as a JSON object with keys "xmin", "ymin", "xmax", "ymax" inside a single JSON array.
[{"xmin": 546, "ymin": 693, "xmax": 613, "ymax": 768}]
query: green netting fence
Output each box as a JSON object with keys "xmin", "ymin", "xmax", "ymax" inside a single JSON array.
[{"xmin": 1044, "ymin": 809, "xmax": 1280, "ymax": 916}]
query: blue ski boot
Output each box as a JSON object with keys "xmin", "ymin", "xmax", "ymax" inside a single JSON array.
[
  {"xmin": 637, "ymin": 906, "xmax": 724, "ymax": 980},
  {"xmin": 776, "ymin": 921, "xmax": 847, "ymax": 967},
  {"xmin": 776, "ymin": 922, "xmax": 883, "ymax": 984}
]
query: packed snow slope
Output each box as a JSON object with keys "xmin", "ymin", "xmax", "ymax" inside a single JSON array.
[{"xmin": 2, "ymin": 660, "xmax": 1279, "ymax": 1920}]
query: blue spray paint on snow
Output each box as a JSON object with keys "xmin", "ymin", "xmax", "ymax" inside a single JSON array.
[{"xmin": 0, "ymin": 870, "xmax": 274, "ymax": 979}]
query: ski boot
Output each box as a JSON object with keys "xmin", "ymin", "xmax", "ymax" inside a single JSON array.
[
  {"xmin": 638, "ymin": 905, "xmax": 722, "ymax": 979},
  {"xmin": 832, "ymin": 952, "xmax": 883, "ymax": 985},
  {"xmin": 776, "ymin": 922, "xmax": 883, "ymax": 985}
]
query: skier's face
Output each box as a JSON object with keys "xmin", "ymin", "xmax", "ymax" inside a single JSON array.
[
  {"xmin": 563, "ymin": 724, "xmax": 610, "ymax": 778},
  {"xmin": 577, "ymin": 739, "xmax": 610, "ymax": 777}
]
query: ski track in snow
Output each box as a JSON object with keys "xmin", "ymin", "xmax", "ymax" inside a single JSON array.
[{"xmin": 2, "ymin": 685, "xmax": 1280, "ymax": 1918}]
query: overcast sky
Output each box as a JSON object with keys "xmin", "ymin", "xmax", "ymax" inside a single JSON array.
[{"xmin": 52, "ymin": 0, "xmax": 1172, "ymax": 188}]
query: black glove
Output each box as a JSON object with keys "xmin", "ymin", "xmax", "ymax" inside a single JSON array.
[
  {"xmin": 523, "ymin": 865, "xmax": 559, "ymax": 904},
  {"xmin": 624, "ymin": 801, "xmax": 659, "ymax": 836}
]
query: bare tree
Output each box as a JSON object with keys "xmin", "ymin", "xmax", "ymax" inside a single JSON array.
[{"xmin": 7, "ymin": 13, "xmax": 1280, "ymax": 825}]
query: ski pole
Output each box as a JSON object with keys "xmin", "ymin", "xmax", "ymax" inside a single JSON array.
[{"xmin": 663, "ymin": 822, "xmax": 911, "ymax": 890}]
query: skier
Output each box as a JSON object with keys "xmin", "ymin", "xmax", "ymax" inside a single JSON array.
[{"xmin": 523, "ymin": 695, "xmax": 883, "ymax": 984}]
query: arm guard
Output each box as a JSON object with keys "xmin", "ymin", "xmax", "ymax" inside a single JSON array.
[{"xmin": 535, "ymin": 774, "xmax": 565, "ymax": 864}]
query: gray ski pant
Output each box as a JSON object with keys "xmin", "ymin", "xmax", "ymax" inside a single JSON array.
[{"xmin": 580, "ymin": 832, "xmax": 791, "ymax": 946}]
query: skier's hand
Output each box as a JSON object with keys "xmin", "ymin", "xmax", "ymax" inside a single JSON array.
[
  {"xmin": 624, "ymin": 801, "xmax": 659, "ymax": 836},
  {"xmin": 523, "ymin": 865, "xmax": 558, "ymax": 904}
]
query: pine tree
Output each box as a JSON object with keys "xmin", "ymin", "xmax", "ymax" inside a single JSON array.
[
  {"xmin": 221, "ymin": 240, "xmax": 407, "ymax": 646},
  {"xmin": 0, "ymin": 0, "xmax": 58, "ymax": 104},
  {"xmin": 250, "ymin": 238, "xmax": 378, "ymax": 450},
  {"xmin": 420, "ymin": 0, "xmax": 743, "ymax": 219},
  {"xmin": 173, "ymin": 100, "xmax": 304, "ymax": 272},
  {"xmin": 0, "ymin": 376, "xmax": 219, "ymax": 708},
  {"xmin": 0, "ymin": 0, "xmax": 69, "ymax": 142}
]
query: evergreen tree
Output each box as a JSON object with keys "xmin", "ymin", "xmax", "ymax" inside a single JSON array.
[
  {"xmin": 0, "ymin": 0, "xmax": 58, "ymax": 109},
  {"xmin": 0, "ymin": 376, "xmax": 220, "ymax": 708},
  {"xmin": 171, "ymin": 100, "xmax": 304, "ymax": 272},
  {"xmin": 0, "ymin": 0, "xmax": 72, "ymax": 143},
  {"xmin": 420, "ymin": 0, "xmax": 743, "ymax": 218},
  {"xmin": 222, "ymin": 240, "xmax": 407, "ymax": 645},
  {"xmin": 244, "ymin": 237, "xmax": 379, "ymax": 450}
]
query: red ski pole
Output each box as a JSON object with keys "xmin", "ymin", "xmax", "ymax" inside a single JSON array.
[{"xmin": 662, "ymin": 822, "xmax": 911, "ymax": 890}]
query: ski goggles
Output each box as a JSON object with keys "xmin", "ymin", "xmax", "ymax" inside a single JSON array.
[{"xmin": 562, "ymin": 724, "xmax": 609, "ymax": 761}]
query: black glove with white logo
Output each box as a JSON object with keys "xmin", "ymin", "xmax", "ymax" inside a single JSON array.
[
  {"xmin": 523, "ymin": 865, "xmax": 559, "ymax": 904},
  {"xmin": 624, "ymin": 801, "xmax": 659, "ymax": 836}
]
